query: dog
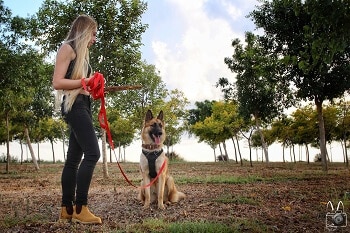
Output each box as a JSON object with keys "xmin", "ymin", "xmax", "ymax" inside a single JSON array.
[{"xmin": 138, "ymin": 110, "xmax": 186, "ymax": 209}]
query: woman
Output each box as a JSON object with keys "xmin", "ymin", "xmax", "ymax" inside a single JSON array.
[{"xmin": 52, "ymin": 14, "xmax": 101, "ymax": 224}]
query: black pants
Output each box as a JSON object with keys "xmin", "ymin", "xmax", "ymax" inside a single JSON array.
[{"xmin": 61, "ymin": 94, "xmax": 100, "ymax": 206}]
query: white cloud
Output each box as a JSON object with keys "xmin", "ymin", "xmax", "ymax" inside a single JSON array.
[
  {"xmin": 150, "ymin": 0, "xmax": 250, "ymax": 104},
  {"xmin": 221, "ymin": 0, "xmax": 243, "ymax": 21}
]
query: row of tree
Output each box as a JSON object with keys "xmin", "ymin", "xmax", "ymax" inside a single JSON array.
[
  {"xmin": 188, "ymin": 99, "xmax": 350, "ymax": 168},
  {"xmin": 216, "ymin": 0, "xmax": 350, "ymax": 171}
]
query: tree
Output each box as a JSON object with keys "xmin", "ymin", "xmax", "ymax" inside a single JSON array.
[
  {"xmin": 270, "ymin": 116, "xmax": 293, "ymax": 163},
  {"xmin": 211, "ymin": 101, "xmax": 245, "ymax": 163},
  {"xmin": 190, "ymin": 101, "xmax": 244, "ymax": 162},
  {"xmin": 108, "ymin": 108, "xmax": 135, "ymax": 163},
  {"xmin": 251, "ymin": 128, "xmax": 275, "ymax": 162},
  {"xmin": 191, "ymin": 117, "xmax": 222, "ymax": 161},
  {"xmin": 187, "ymin": 100, "xmax": 217, "ymax": 160},
  {"xmin": 322, "ymin": 105, "xmax": 339, "ymax": 162},
  {"xmin": 0, "ymin": 3, "xmax": 53, "ymax": 171},
  {"xmin": 250, "ymin": 0, "xmax": 350, "ymax": 171},
  {"xmin": 290, "ymin": 106, "xmax": 318, "ymax": 163},
  {"xmin": 117, "ymin": 62, "xmax": 167, "ymax": 130},
  {"xmin": 334, "ymin": 100, "xmax": 350, "ymax": 167},
  {"xmin": 10, "ymin": 50, "xmax": 54, "ymax": 171},
  {"xmin": 35, "ymin": 117, "xmax": 66, "ymax": 163},
  {"xmin": 219, "ymin": 32, "xmax": 292, "ymax": 163},
  {"xmin": 160, "ymin": 89, "xmax": 189, "ymax": 159},
  {"xmin": 187, "ymin": 100, "xmax": 215, "ymax": 132}
]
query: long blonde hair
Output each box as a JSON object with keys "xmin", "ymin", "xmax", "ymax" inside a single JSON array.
[{"xmin": 62, "ymin": 14, "xmax": 97, "ymax": 112}]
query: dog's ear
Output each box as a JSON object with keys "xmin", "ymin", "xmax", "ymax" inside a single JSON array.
[
  {"xmin": 145, "ymin": 110, "xmax": 153, "ymax": 122},
  {"xmin": 157, "ymin": 110, "xmax": 164, "ymax": 121}
]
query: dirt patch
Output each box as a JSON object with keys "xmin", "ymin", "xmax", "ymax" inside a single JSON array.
[{"xmin": 0, "ymin": 162, "xmax": 349, "ymax": 232}]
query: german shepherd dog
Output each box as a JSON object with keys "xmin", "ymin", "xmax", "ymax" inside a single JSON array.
[{"xmin": 138, "ymin": 110, "xmax": 186, "ymax": 209}]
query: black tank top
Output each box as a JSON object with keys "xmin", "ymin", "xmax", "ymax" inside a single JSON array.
[
  {"xmin": 64, "ymin": 43, "xmax": 91, "ymax": 79},
  {"xmin": 65, "ymin": 60, "xmax": 75, "ymax": 79}
]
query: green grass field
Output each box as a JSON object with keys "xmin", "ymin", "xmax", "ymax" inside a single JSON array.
[{"xmin": 0, "ymin": 161, "xmax": 349, "ymax": 232}]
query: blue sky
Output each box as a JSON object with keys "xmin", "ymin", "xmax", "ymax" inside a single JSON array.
[{"xmin": 3, "ymin": 0, "xmax": 43, "ymax": 17}]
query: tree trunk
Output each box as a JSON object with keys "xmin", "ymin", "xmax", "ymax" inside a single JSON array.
[
  {"xmin": 248, "ymin": 137, "xmax": 253, "ymax": 167},
  {"xmin": 343, "ymin": 139, "xmax": 349, "ymax": 168},
  {"xmin": 231, "ymin": 137, "xmax": 238, "ymax": 163},
  {"xmin": 305, "ymin": 143, "xmax": 310, "ymax": 164},
  {"xmin": 24, "ymin": 126, "xmax": 39, "ymax": 171},
  {"xmin": 222, "ymin": 141, "xmax": 229, "ymax": 162},
  {"xmin": 292, "ymin": 144, "xmax": 296, "ymax": 163},
  {"xmin": 254, "ymin": 116, "xmax": 269, "ymax": 162},
  {"xmin": 60, "ymin": 125, "xmax": 66, "ymax": 161},
  {"xmin": 50, "ymin": 140, "xmax": 56, "ymax": 163},
  {"xmin": 101, "ymin": 129, "xmax": 109, "ymax": 178},
  {"xmin": 20, "ymin": 140, "xmax": 23, "ymax": 165},
  {"xmin": 315, "ymin": 98, "xmax": 328, "ymax": 171},
  {"xmin": 345, "ymin": 142, "xmax": 349, "ymax": 168},
  {"xmin": 37, "ymin": 143, "xmax": 40, "ymax": 164},
  {"xmin": 213, "ymin": 146, "xmax": 217, "ymax": 162},
  {"xmin": 123, "ymin": 146, "xmax": 125, "ymax": 162},
  {"xmin": 235, "ymin": 136, "xmax": 243, "ymax": 166},
  {"xmin": 5, "ymin": 111, "xmax": 10, "ymax": 173},
  {"xmin": 119, "ymin": 141, "xmax": 122, "ymax": 161}
]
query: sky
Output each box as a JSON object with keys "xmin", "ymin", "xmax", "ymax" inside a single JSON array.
[
  {"xmin": 2, "ymin": 0, "xmax": 345, "ymax": 163},
  {"xmin": 4, "ymin": 0, "xmax": 260, "ymax": 104},
  {"xmin": 142, "ymin": 0, "xmax": 259, "ymax": 103}
]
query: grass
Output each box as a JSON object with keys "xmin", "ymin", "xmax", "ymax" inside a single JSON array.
[
  {"xmin": 1, "ymin": 161, "xmax": 350, "ymax": 232},
  {"xmin": 2, "ymin": 213, "xmax": 48, "ymax": 228},
  {"xmin": 177, "ymin": 172, "xmax": 330, "ymax": 185},
  {"xmin": 115, "ymin": 219, "xmax": 271, "ymax": 233},
  {"xmin": 177, "ymin": 174, "xmax": 264, "ymax": 184}
]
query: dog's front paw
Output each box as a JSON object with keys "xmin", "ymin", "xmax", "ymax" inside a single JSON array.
[
  {"xmin": 158, "ymin": 203, "xmax": 165, "ymax": 210},
  {"xmin": 143, "ymin": 203, "xmax": 150, "ymax": 209}
]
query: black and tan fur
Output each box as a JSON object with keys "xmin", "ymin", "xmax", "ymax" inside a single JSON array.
[{"xmin": 138, "ymin": 110, "xmax": 185, "ymax": 209}]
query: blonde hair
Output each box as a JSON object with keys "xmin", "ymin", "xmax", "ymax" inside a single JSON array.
[{"xmin": 61, "ymin": 14, "xmax": 97, "ymax": 112}]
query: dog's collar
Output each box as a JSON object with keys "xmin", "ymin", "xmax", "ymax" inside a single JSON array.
[{"xmin": 142, "ymin": 144, "xmax": 162, "ymax": 150}]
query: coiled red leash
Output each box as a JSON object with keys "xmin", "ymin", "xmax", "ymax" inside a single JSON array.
[
  {"xmin": 81, "ymin": 72, "xmax": 114, "ymax": 149},
  {"xmin": 81, "ymin": 72, "xmax": 166, "ymax": 189}
]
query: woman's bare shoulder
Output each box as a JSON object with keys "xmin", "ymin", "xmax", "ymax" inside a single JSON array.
[{"xmin": 58, "ymin": 43, "xmax": 76, "ymax": 60}]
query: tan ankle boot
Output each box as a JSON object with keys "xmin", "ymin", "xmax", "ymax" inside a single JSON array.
[
  {"xmin": 72, "ymin": 205, "xmax": 102, "ymax": 224},
  {"xmin": 58, "ymin": 206, "xmax": 73, "ymax": 223}
]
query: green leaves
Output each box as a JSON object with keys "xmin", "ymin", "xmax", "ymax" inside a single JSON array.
[
  {"xmin": 251, "ymin": 0, "xmax": 350, "ymax": 103},
  {"xmin": 224, "ymin": 32, "xmax": 289, "ymax": 123}
]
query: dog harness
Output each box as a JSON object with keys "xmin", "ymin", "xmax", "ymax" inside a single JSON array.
[{"xmin": 142, "ymin": 149, "xmax": 164, "ymax": 178}]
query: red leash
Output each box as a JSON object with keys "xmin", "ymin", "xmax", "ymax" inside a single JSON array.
[
  {"xmin": 81, "ymin": 72, "xmax": 114, "ymax": 149},
  {"xmin": 81, "ymin": 72, "xmax": 166, "ymax": 189}
]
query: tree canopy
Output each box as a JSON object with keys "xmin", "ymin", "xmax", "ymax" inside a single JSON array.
[{"xmin": 248, "ymin": 0, "xmax": 350, "ymax": 170}]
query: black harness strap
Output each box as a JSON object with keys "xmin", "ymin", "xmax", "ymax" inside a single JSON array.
[{"xmin": 142, "ymin": 149, "xmax": 163, "ymax": 178}]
